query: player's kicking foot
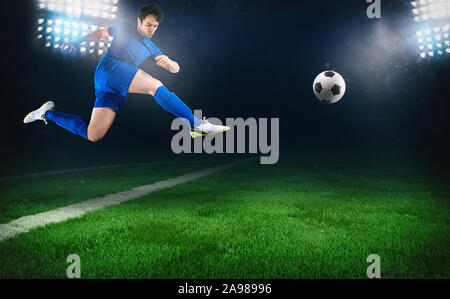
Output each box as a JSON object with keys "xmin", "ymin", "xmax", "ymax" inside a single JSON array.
[
  {"xmin": 190, "ymin": 117, "xmax": 230, "ymax": 138},
  {"xmin": 23, "ymin": 101, "xmax": 55, "ymax": 125}
]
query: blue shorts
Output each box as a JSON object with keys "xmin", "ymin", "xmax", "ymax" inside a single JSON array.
[
  {"xmin": 94, "ymin": 90, "xmax": 127, "ymax": 113},
  {"xmin": 94, "ymin": 55, "xmax": 139, "ymax": 113}
]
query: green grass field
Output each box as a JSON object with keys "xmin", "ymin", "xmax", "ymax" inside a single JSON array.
[{"xmin": 0, "ymin": 152, "xmax": 448, "ymax": 278}]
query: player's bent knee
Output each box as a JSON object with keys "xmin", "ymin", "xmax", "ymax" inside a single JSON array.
[
  {"xmin": 148, "ymin": 80, "xmax": 163, "ymax": 95},
  {"xmin": 87, "ymin": 133, "xmax": 104, "ymax": 142},
  {"xmin": 87, "ymin": 127, "xmax": 108, "ymax": 142},
  {"xmin": 88, "ymin": 134, "xmax": 104, "ymax": 143}
]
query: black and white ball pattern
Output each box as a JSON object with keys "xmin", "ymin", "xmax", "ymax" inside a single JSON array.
[{"xmin": 313, "ymin": 71, "xmax": 346, "ymax": 104}]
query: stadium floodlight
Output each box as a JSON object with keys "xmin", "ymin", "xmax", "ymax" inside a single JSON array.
[
  {"xmin": 36, "ymin": 16, "xmax": 112, "ymax": 56},
  {"xmin": 37, "ymin": 0, "xmax": 118, "ymax": 20},
  {"xmin": 411, "ymin": 0, "xmax": 450, "ymax": 22},
  {"xmin": 411, "ymin": 0, "xmax": 450, "ymax": 59},
  {"xmin": 35, "ymin": 0, "xmax": 119, "ymax": 56}
]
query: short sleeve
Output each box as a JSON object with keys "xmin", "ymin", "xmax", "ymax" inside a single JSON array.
[
  {"xmin": 107, "ymin": 21, "xmax": 130, "ymax": 37},
  {"xmin": 149, "ymin": 42, "xmax": 163, "ymax": 59}
]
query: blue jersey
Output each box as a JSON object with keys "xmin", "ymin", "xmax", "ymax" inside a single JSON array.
[
  {"xmin": 94, "ymin": 20, "xmax": 163, "ymax": 102},
  {"xmin": 106, "ymin": 21, "xmax": 163, "ymax": 66}
]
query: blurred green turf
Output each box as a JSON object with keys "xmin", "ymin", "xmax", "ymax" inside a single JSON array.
[
  {"xmin": 0, "ymin": 160, "xmax": 229, "ymax": 223},
  {"xmin": 0, "ymin": 153, "xmax": 448, "ymax": 278}
]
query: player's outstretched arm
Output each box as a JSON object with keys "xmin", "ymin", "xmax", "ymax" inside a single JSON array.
[
  {"xmin": 60, "ymin": 28, "xmax": 110, "ymax": 53},
  {"xmin": 155, "ymin": 55, "xmax": 180, "ymax": 73}
]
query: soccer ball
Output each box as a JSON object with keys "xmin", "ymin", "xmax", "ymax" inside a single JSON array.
[{"xmin": 313, "ymin": 70, "xmax": 346, "ymax": 104}]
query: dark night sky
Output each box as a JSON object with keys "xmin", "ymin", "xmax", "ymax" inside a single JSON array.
[{"xmin": 1, "ymin": 0, "xmax": 450, "ymax": 172}]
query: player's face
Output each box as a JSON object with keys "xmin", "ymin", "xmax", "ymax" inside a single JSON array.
[{"xmin": 137, "ymin": 15, "xmax": 159, "ymax": 38}]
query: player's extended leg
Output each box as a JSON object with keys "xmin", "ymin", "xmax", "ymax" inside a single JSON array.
[
  {"xmin": 128, "ymin": 69, "xmax": 202, "ymax": 127},
  {"xmin": 24, "ymin": 101, "xmax": 115, "ymax": 142},
  {"xmin": 128, "ymin": 69, "xmax": 229, "ymax": 136}
]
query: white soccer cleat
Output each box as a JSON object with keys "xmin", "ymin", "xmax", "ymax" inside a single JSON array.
[
  {"xmin": 23, "ymin": 101, "xmax": 55, "ymax": 125},
  {"xmin": 190, "ymin": 117, "xmax": 230, "ymax": 138}
]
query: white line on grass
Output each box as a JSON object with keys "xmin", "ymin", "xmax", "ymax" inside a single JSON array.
[
  {"xmin": 0, "ymin": 160, "xmax": 225, "ymax": 181},
  {"xmin": 0, "ymin": 159, "xmax": 254, "ymax": 242}
]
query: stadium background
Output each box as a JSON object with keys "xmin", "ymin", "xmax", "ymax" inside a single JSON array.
[
  {"xmin": 0, "ymin": 0, "xmax": 449, "ymax": 279},
  {"xmin": 1, "ymin": 0, "xmax": 449, "ymax": 170}
]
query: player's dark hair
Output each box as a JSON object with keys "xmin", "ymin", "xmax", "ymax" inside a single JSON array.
[{"xmin": 138, "ymin": 3, "xmax": 163, "ymax": 22}]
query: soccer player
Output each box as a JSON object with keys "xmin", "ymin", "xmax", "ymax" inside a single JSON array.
[{"xmin": 24, "ymin": 3, "xmax": 229, "ymax": 141}]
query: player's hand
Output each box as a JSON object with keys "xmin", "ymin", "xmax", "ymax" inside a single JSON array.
[
  {"xmin": 155, "ymin": 55, "xmax": 179, "ymax": 73},
  {"xmin": 155, "ymin": 55, "xmax": 172, "ymax": 68},
  {"xmin": 60, "ymin": 42, "xmax": 78, "ymax": 53}
]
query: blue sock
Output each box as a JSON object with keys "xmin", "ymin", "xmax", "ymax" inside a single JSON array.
[
  {"xmin": 44, "ymin": 110, "xmax": 88, "ymax": 140},
  {"xmin": 154, "ymin": 86, "xmax": 202, "ymax": 127}
]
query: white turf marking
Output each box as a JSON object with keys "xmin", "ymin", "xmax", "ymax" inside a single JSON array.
[
  {"xmin": 0, "ymin": 160, "xmax": 220, "ymax": 181},
  {"xmin": 0, "ymin": 159, "xmax": 253, "ymax": 242}
]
